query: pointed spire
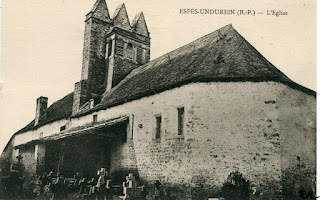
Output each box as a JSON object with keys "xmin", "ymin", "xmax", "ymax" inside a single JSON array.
[
  {"xmin": 132, "ymin": 12, "xmax": 149, "ymax": 37},
  {"xmin": 87, "ymin": 0, "xmax": 110, "ymax": 21},
  {"xmin": 113, "ymin": 3, "xmax": 131, "ymax": 30}
]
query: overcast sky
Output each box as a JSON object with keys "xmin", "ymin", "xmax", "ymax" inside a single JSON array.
[{"xmin": 0, "ymin": 0, "xmax": 316, "ymax": 153}]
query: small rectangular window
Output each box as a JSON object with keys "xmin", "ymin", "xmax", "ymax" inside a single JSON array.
[
  {"xmin": 93, "ymin": 114, "xmax": 98, "ymax": 123},
  {"xmin": 60, "ymin": 126, "xmax": 66, "ymax": 131},
  {"xmin": 155, "ymin": 115, "xmax": 162, "ymax": 139},
  {"xmin": 178, "ymin": 107, "xmax": 184, "ymax": 135},
  {"xmin": 38, "ymin": 132, "xmax": 43, "ymax": 138}
]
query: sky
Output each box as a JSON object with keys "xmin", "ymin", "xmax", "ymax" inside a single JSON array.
[{"xmin": 0, "ymin": 0, "xmax": 316, "ymax": 153}]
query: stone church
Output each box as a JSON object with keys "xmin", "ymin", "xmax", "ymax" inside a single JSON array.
[{"xmin": 1, "ymin": 0, "xmax": 316, "ymax": 199}]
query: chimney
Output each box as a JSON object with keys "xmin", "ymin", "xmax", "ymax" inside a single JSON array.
[{"xmin": 35, "ymin": 96, "xmax": 48, "ymax": 126}]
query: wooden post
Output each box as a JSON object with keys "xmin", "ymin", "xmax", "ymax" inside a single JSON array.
[{"xmin": 57, "ymin": 142, "xmax": 65, "ymax": 173}]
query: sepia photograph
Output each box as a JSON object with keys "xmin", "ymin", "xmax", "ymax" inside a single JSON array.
[{"xmin": 0, "ymin": 0, "xmax": 316, "ymax": 199}]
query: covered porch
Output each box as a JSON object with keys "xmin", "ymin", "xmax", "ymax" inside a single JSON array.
[{"xmin": 15, "ymin": 116, "xmax": 130, "ymax": 179}]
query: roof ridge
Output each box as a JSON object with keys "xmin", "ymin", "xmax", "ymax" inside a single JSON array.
[
  {"xmin": 112, "ymin": 3, "xmax": 125, "ymax": 19},
  {"xmin": 88, "ymin": 0, "xmax": 110, "ymax": 19},
  {"xmin": 47, "ymin": 91, "xmax": 74, "ymax": 110},
  {"xmin": 131, "ymin": 12, "xmax": 143, "ymax": 26},
  {"xmin": 234, "ymin": 30, "xmax": 291, "ymax": 82},
  {"xmin": 102, "ymin": 24, "xmax": 233, "ymax": 100}
]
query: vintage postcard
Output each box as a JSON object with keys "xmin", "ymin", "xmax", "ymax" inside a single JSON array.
[{"xmin": 0, "ymin": 0, "xmax": 316, "ymax": 199}]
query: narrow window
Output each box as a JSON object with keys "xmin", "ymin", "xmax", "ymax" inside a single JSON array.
[
  {"xmin": 108, "ymin": 39, "xmax": 113, "ymax": 57},
  {"xmin": 89, "ymin": 99, "xmax": 94, "ymax": 109},
  {"xmin": 155, "ymin": 115, "xmax": 162, "ymax": 139},
  {"xmin": 127, "ymin": 43, "xmax": 134, "ymax": 60},
  {"xmin": 178, "ymin": 107, "xmax": 184, "ymax": 135},
  {"xmin": 38, "ymin": 132, "xmax": 43, "ymax": 138},
  {"xmin": 60, "ymin": 125, "xmax": 66, "ymax": 131},
  {"xmin": 136, "ymin": 47, "xmax": 143, "ymax": 64},
  {"xmin": 93, "ymin": 114, "xmax": 98, "ymax": 123},
  {"xmin": 145, "ymin": 49, "xmax": 150, "ymax": 62},
  {"xmin": 142, "ymin": 49, "xmax": 146, "ymax": 63},
  {"xmin": 116, "ymin": 38, "xmax": 124, "ymax": 56}
]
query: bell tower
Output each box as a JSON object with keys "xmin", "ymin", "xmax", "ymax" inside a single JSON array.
[
  {"xmin": 105, "ymin": 4, "xmax": 150, "ymax": 91},
  {"xmin": 72, "ymin": 0, "xmax": 150, "ymax": 114}
]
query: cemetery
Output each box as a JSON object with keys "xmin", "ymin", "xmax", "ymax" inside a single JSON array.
[{"xmin": 1, "ymin": 156, "xmax": 167, "ymax": 200}]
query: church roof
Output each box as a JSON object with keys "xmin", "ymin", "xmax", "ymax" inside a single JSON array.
[
  {"xmin": 87, "ymin": 0, "xmax": 110, "ymax": 21},
  {"xmin": 74, "ymin": 24, "xmax": 315, "ymax": 117},
  {"xmin": 13, "ymin": 24, "xmax": 315, "ymax": 135},
  {"xmin": 112, "ymin": 3, "xmax": 131, "ymax": 30},
  {"xmin": 15, "ymin": 92, "xmax": 74, "ymax": 135},
  {"xmin": 131, "ymin": 12, "xmax": 149, "ymax": 37}
]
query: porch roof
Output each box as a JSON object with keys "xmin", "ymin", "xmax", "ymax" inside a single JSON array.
[{"xmin": 14, "ymin": 116, "xmax": 129, "ymax": 149}]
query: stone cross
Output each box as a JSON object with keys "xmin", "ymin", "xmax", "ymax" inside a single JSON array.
[
  {"xmin": 16, "ymin": 154, "xmax": 23, "ymax": 164},
  {"xmin": 123, "ymin": 173, "xmax": 137, "ymax": 199}
]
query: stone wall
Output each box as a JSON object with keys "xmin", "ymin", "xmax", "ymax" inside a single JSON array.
[
  {"xmin": 1, "ymin": 138, "xmax": 15, "ymax": 163},
  {"xmin": 72, "ymin": 80, "xmax": 88, "ymax": 114},
  {"xmin": 11, "ymin": 81, "xmax": 316, "ymax": 199},
  {"xmin": 14, "ymin": 118, "xmax": 69, "ymax": 147},
  {"xmin": 81, "ymin": 18, "xmax": 110, "ymax": 93},
  {"xmin": 70, "ymin": 82, "xmax": 316, "ymax": 199},
  {"xmin": 110, "ymin": 138, "xmax": 138, "ymax": 174},
  {"xmin": 19, "ymin": 145, "xmax": 36, "ymax": 191},
  {"xmin": 278, "ymin": 86, "xmax": 316, "ymax": 198},
  {"xmin": 111, "ymin": 56, "xmax": 139, "ymax": 87}
]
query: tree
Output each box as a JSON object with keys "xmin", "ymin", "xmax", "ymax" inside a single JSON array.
[{"xmin": 221, "ymin": 171, "xmax": 251, "ymax": 200}]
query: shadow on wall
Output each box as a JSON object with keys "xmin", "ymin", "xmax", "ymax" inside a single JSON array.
[{"xmin": 282, "ymin": 168, "xmax": 316, "ymax": 200}]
